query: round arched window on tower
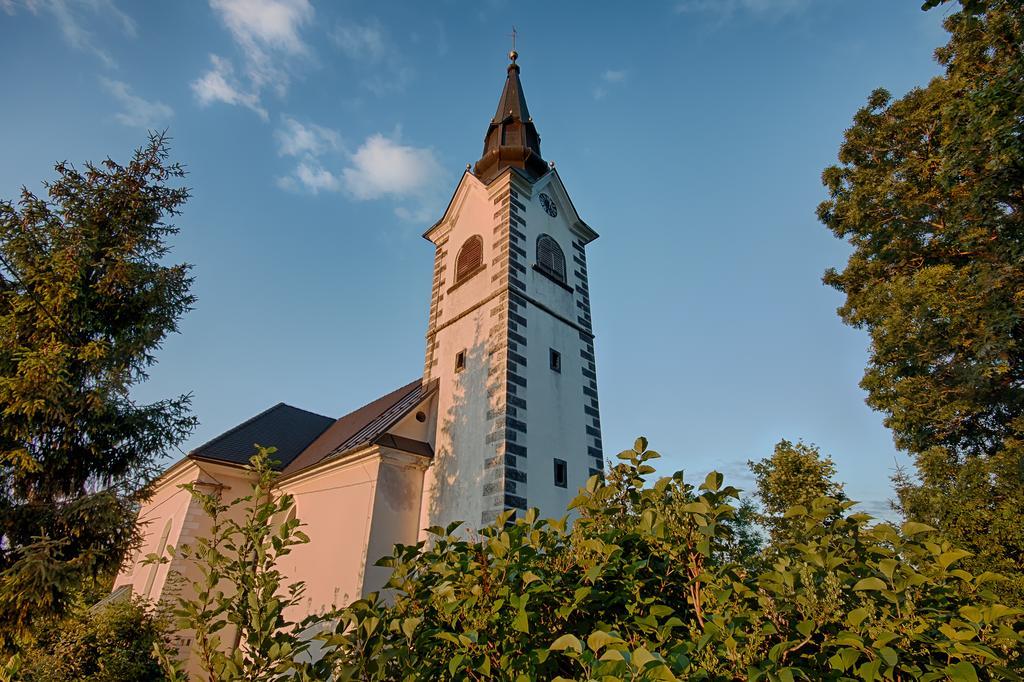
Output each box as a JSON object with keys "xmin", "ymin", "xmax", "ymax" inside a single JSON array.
[
  {"xmin": 454, "ymin": 235, "xmax": 484, "ymax": 284},
  {"xmin": 536, "ymin": 233, "xmax": 566, "ymax": 284}
]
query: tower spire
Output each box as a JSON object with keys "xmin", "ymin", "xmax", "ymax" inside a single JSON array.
[{"xmin": 473, "ymin": 46, "xmax": 548, "ymax": 184}]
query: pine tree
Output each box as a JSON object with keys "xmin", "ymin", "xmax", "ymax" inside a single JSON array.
[{"xmin": 0, "ymin": 133, "xmax": 196, "ymax": 641}]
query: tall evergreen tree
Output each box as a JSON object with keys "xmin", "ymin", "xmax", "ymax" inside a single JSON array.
[
  {"xmin": 819, "ymin": 0, "xmax": 1024, "ymax": 602},
  {"xmin": 0, "ymin": 133, "xmax": 196, "ymax": 641}
]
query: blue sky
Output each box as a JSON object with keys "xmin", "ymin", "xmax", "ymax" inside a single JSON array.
[{"xmin": 1, "ymin": 0, "xmax": 952, "ymax": 517}]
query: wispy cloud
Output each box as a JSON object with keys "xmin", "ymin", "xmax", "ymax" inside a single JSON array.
[
  {"xmin": 192, "ymin": 54, "xmax": 268, "ymax": 119},
  {"xmin": 593, "ymin": 68, "xmax": 628, "ymax": 100},
  {"xmin": 193, "ymin": 0, "xmax": 313, "ymax": 117},
  {"xmin": 277, "ymin": 159, "xmax": 343, "ymax": 194},
  {"xmin": 275, "ymin": 120, "xmax": 445, "ymax": 221},
  {"xmin": 275, "ymin": 116, "xmax": 343, "ymax": 157},
  {"xmin": 101, "ymin": 78, "xmax": 173, "ymax": 128},
  {"xmin": 10, "ymin": 0, "xmax": 135, "ymax": 67},
  {"xmin": 331, "ymin": 20, "xmax": 387, "ymax": 62},
  {"xmin": 674, "ymin": 0, "xmax": 811, "ymax": 18},
  {"xmin": 329, "ymin": 18, "xmax": 413, "ymax": 95},
  {"xmin": 274, "ymin": 116, "xmax": 344, "ymax": 194},
  {"xmin": 602, "ymin": 69, "xmax": 627, "ymax": 83}
]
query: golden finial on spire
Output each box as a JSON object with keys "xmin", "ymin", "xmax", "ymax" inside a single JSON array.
[{"xmin": 508, "ymin": 26, "xmax": 518, "ymax": 63}]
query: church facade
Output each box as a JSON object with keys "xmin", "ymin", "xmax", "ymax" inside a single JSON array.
[{"xmin": 113, "ymin": 50, "xmax": 603, "ymax": 634}]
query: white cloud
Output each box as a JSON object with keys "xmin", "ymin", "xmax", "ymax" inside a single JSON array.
[
  {"xmin": 274, "ymin": 124, "xmax": 445, "ymax": 221},
  {"xmin": 274, "ymin": 116, "xmax": 344, "ymax": 193},
  {"xmin": 330, "ymin": 21, "xmax": 387, "ymax": 62},
  {"xmin": 275, "ymin": 116, "xmax": 343, "ymax": 157},
  {"xmin": 192, "ymin": 54, "xmax": 268, "ymax": 120},
  {"xmin": 341, "ymin": 134, "xmax": 442, "ymax": 201},
  {"xmin": 212, "ymin": 0, "xmax": 311, "ymax": 54},
  {"xmin": 194, "ymin": 0, "xmax": 313, "ymax": 117},
  {"xmin": 14, "ymin": 0, "xmax": 135, "ymax": 67},
  {"xmin": 292, "ymin": 158, "xmax": 344, "ymax": 192},
  {"xmin": 674, "ymin": 0, "xmax": 810, "ymax": 17},
  {"xmin": 100, "ymin": 78, "xmax": 173, "ymax": 128}
]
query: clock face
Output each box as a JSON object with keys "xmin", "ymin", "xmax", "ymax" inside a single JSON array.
[{"xmin": 539, "ymin": 193, "xmax": 558, "ymax": 218}]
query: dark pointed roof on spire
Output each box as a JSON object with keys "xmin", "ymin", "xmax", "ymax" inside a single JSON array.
[{"xmin": 473, "ymin": 50, "xmax": 549, "ymax": 184}]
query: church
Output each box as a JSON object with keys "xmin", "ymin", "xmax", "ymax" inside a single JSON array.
[{"xmin": 113, "ymin": 49, "xmax": 603, "ymax": 630}]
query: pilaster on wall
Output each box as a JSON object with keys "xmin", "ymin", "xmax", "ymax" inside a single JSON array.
[
  {"xmin": 477, "ymin": 174, "xmax": 534, "ymax": 526},
  {"xmin": 571, "ymin": 238, "xmax": 603, "ymax": 476},
  {"xmin": 423, "ymin": 234, "xmax": 449, "ymax": 380}
]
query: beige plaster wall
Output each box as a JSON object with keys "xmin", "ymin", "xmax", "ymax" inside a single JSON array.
[
  {"xmin": 113, "ymin": 459, "xmax": 257, "ymax": 678},
  {"xmin": 113, "ymin": 459, "xmax": 200, "ymax": 602},
  {"xmin": 362, "ymin": 449, "xmax": 429, "ymax": 594},
  {"xmin": 276, "ymin": 446, "xmax": 429, "ymax": 621},
  {"xmin": 276, "ymin": 452, "xmax": 380, "ymax": 621}
]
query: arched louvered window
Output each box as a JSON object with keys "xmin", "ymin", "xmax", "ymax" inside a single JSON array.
[
  {"xmin": 455, "ymin": 235, "xmax": 484, "ymax": 284},
  {"xmin": 536, "ymin": 234, "xmax": 566, "ymax": 284}
]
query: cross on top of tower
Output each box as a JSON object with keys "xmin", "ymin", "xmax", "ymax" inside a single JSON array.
[{"xmin": 508, "ymin": 26, "xmax": 518, "ymax": 62}]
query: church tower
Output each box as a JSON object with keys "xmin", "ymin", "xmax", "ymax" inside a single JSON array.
[{"xmin": 419, "ymin": 51, "xmax": 602, "ymax": 530}]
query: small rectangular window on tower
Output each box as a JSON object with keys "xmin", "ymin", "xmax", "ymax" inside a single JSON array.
[
  {"xmin": 553, "ymin": 458, "xmax": 568, "ymax": 488},
  {"xmin": 549, "ymin": 348, "xmax": 561, "ymax": 373},
  {"xmin": 455, "ymin": 350, "xmax": 466, "ymax": 372}
]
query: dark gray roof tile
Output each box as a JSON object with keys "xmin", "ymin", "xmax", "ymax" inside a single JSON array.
[{"xmin": 189, "ymin": 403, "xmax": 334, "ymax": 470}]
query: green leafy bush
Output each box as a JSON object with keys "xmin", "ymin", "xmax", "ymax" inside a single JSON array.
[
  {"xmin": 324, "ymin": 439, "xmax": 1024, "ymax": 681},
  {"xmin": 13, "ymin": 597, "xmax": 169, "ymax": 682}
]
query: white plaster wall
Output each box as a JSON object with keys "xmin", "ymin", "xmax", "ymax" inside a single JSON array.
[
  {"xmin": 389, "ymin": 393, "xmax": 437, "ymax": 444},
  {"xmin": 421, "ymin": 173, "xmax": 507, "ymax": 536},
  {"xmin": 515, "ymin": 173, "xmax": 598, "ymax": 518},
  {"xmin": 419, "ymin": 305, "xmax": 492, "ymax": 536},
  {"xmin": 521, "ymin": 305, "xmax": 591, "ymax": 517}
]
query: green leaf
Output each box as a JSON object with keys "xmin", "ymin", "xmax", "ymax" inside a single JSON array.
[
  {"xmin": 856, "ymin": 657, "xmax": 882, "ymax": 681},
  {"xmin": 829, "ymin": 647, "xmax": 860, "ymax": 672},
  {"xmin": 701, "ymin": 471, "xmax": 723, "ymax": 492},
  {"xmin": 522, "ymin": 571, "xmax": 541, "ymax": 585},
  {"xmin": 852, "ymin": 577, "xmax": 887, "ymax": 591},
  {"xmin": 401, "ymin": 617, "xmax": 421, "ymax": 640},
  {"xmin": 782, "ymin": 504, "xmax": 807, "ymax": 518},
  {"xmin": 900, "ymin": 521, "xmax": 935, "ymax": 536},
  {"xmin": 877, "ymin": 558, "xmax": 898, "ymax": 581},
  {"xmin": 550, "ymin": 634, "xmax": 583, "ymax": 653},
  {"xmin": 938, "ymin": 549, "xmax": 971, "ymax": 570},
  {"xmin": 847, "ymin": 608, "xmax": 870, "ymax": 628},
  {"xmin": 944, "ymin": 661, "xmax": 979, "ymax": 682},
  {"xmin": 587, "ymin": 630, "xmax": 623, "ymax": 652}
]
